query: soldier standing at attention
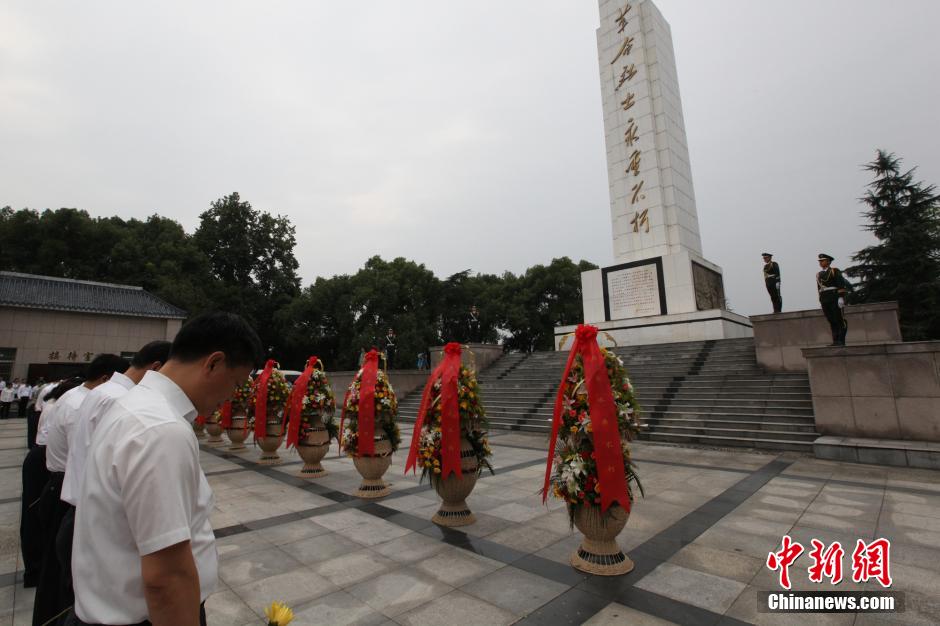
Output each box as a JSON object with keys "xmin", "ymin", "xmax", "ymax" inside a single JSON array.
[
  {"xmin": 816, "ymin": 253, "xmax": 850, "ymax": 346},
  {"xmin": 762, "ymin": 253, "xmax": 782, "ymax": 313}
]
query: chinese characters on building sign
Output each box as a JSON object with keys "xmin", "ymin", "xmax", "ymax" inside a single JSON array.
[
  {"xmin": 610, "ymin": 3, "xmax": 647, "ymax": 236},
  {"xmin": 766, "ymin": 535, "xmax": 893, "ymax": 590},
  {"xmin": 47, "ymin": 351, "xmax": 93, "ymax": 362}
]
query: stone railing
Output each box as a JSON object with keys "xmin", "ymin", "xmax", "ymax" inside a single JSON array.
[
  {"xmin": 803, "ymin": 342, "xmax": 940, "ymax": 442},
  {"xmin": 751, "ymin": 301, "xmax": 902, "ymax": 371}
]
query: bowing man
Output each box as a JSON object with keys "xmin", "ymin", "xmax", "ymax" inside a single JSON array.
[
  {"xmin": 34, "ymin": 354, "xmax": 128, "ymax": 626},
  {"xmin": 70, "ymin": 312, "xmax": 262, "ymax": 626}
]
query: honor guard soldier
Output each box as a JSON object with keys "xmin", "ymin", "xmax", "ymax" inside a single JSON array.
[
  {"xmin": 816, "ymin": 253, "xmax": 850, "ymax": 346},
  {"xmin": 762, "ymin": 253, "xmax": 782, "ymax": 313}
]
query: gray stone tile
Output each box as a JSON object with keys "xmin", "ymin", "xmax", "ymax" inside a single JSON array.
[
  {"xmin": 668, "ymin": 543, "xmax": 765, "ymax": 584},
  {"xmin": 796, "ymin": 511, "xmax": 877, "ymax": 536},
  {"xmin": 372, "ymin": 531, "xmax": 449, "ymax": 564},
  {"xmin": 726, "ymin": 586, "xmax": 855, "ymax": 625},
  {"xmin": 253, "ymin": 518, "xmax": 331, "ymax": 546},
  {"xmin": 460, "ymin": 565, "xmax": 568, "ymax": 617},
  {"xmin": 312, "ymin": 548, "xmax": 397, "ymax": 588},
  {"xmin": 634, "ymin": 562, "xmax": 746, "ymax": 613},
  {"xmin": 346, "ymin": 567, "xmax": 454, "ymax": 618},
  {"xmin": 232, "ymin": 566, "xmax": 339, "ymax": 618},
  {"xmin": 288, "ymin": 589, "xmax": 388, "ymax": 625},
  {"xmin": 310, "ymin": 508, "xmax": 377, "ymax": 531},
  {"xmin": 484, "ymin": 501, "xmax": 545, "ymax": 523},
  {"xmin": 281, "ymin": 533, "xmax": 364, "ymax": 565},
  {"xmin": 343, "ymin": 519, "xmax": 413, "ymax": 547},
  {"xmin": 219, "ymin": 545, "xmax": 303, "ymax": 587},
  {"xmin": 582, "ymin": 602, "xmax": 678, "ymax": 626},
  {"xmin": 693, "ymin": 525, "xmax": 783, "ymax": 560},
  {"xmin": 204, "ymin": 588, "xmax": 259, "ymax": 625},
  {"xmin": 461, "ymin": 513, "xmax": 516, "ymax": 538},
  {"xmin": 486, "ymin": 521, "xmax": 572, "ymax": 553},
  {"xmin": 413, "ymin": 547, "xmax": 504, "ymax": 587},
  {"xmin": 395, "ymin": 589, "xmax": 516, "ymax": 626},
  {"xmin": 215, "ymin": 530, "xmax": 273, "ymax": 561}
]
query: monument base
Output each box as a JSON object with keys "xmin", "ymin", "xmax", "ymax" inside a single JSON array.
[{"xmin": 554, "ymin": 309, "xmax": 752, "ymax": 349}]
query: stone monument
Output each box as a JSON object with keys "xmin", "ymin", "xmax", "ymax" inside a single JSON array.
[{"xmin": 557, "ymin": 0, "xmax": 752, "ymax": 347}]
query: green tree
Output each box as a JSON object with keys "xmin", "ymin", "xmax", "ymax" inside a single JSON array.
[
  {"xmin": 194, "ymin": 193, "xmax": 302, "ymax": 359},
  {"xmin": 846, "ymin": 151, "xmax": 940, "ymax": 340},
  {"xmin": 502, "ymin": 257, "xmax": 598, "ymax": 352}
]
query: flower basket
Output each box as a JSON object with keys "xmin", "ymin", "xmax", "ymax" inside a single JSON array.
[
  {"xmin": 250, "ymin": 360, "xmax": 291, "ymax": 465},
  {"xmin": 543, "ymin": 325, "xmax": 643, "ymax": 576},
  {"xmin": 405, "ymin": 343, "xmax": 492, "ymax": 527},
  {"xmin": 225, "ymin": 378, "xmax": 254, "ymax": 451},
  {"xmin": 285, "ymin": 357, "xmax": 338, "ymax": 478},
  {"xmin": 205, "ymin": 411, "xmax": 225, "ymax": 445},
  {"xmin": 193, "ymin": 414, "xmax": 206, "ymax": 439},
  {"xmin": 341, "ymin": 349, "xmax": 402, "ymax": 498}
]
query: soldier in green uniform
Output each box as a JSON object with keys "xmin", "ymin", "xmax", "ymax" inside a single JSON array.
[
  {"xmin": 762, "ymin": 253, "xmax": 782, "ymax": 313},
  {"xmin": 816, "ymin": 253, "xmax": 850, "ymax": 345}
]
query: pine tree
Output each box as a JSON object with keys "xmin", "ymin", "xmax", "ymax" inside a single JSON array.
[{"xmin": 846, "ymin": 151, "xmax": 940, "ymax": 340}]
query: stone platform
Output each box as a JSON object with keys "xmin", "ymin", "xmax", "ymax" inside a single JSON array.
[{"xmin": 2, "ymin": 420, "xmax": 940, "ymax": 624}]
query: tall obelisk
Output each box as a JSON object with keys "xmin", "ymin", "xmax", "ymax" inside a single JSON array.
[{"xmin": 557, "ymin": 0, "xmax": 752, "ymax": 347}]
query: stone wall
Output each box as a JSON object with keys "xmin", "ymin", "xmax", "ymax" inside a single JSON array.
[
  {"xmin": 804, "ymin": 342, "xmax": 940, "ymax": 442},
  {"xmin": 752, "ymin": 302, "xmax": 902, "ymax": 372}
]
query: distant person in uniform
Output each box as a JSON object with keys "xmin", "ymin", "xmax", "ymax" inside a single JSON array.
[
  {"xmin": 383, "ymin": 329, "xmax": 397, "ymax": 369},
  {"xmin": 816, "ymin": 253, "xmax": 850, "ymax": 346},
  {"xmin": 762, "ymin": 253, "xmax": 782, "ymax": 313},
  {"xmin": 467, "ymin": 305, "xmax": 482, "ymax": 342}
]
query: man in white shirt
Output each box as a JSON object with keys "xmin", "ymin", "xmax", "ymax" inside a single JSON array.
[
  {"xmin": 35, "ymin": 354, "xmax": 129, "ymax": 626},
  {"xmin": 16, "ymin": 380, "xmax": 31, "ymax": 418},
  {"xmin": 20, "ymin": 378, "xmax": 78, "ymax": 589},
  {"xmin": 71, "ymin": 312, "xmax": 262, "ymax": 626},
  {"xmin": 62, "ymin": 341, "xmax": 171, "ymax": 507},
  {"xmin": 0, "ymin": 381, "xmax": 14, "ymax": 419}
]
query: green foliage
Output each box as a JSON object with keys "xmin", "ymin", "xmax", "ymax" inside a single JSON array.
[
  {"xmin": 1, "ymin": 200, "xmax": 598, "ymax": 364},
  {"xmin": 500, "ymin": 257, "xmax": 598, "ymax": 352},
  {"xmin": 846, "ymin": 151, "xmax": 940, "ymax": 340}
]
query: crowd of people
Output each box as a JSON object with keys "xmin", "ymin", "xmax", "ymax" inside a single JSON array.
[
  {"xmin": 21, "ymin": 311, "xmax": 263, "ymax": 625},
  {"xmin": 0, "ymin": 376, "xmax": 41, "ymax": 420}
]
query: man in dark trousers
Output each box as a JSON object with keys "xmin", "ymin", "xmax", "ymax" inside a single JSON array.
[
  {"xmin": 762, "ymin": 253, "xmax": 782, "ymax": 313},
  {"xmin": 817, "ymin": 253, "xmax": 851, "ymax": 346},
  {"xmin": 383, "ymin": 329, "xmax": 396, "ymax": 369}
]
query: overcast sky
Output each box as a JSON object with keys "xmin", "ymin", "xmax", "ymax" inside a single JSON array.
[{"xmin": 2, "ymin": 1, "xmax": 939, "ymax": 317}]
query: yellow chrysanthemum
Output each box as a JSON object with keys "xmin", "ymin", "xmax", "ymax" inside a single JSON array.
[{"xmin": 265, "ymin": 601, "xmax": 294, "ymax": 626}]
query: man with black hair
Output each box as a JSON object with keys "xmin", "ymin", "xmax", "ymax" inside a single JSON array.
[
  {"xmin": 71, "ymin": 312, "xmax": 262, "ymax": 626},
  {"xmin": 817, "ymin": 253, "xmax": 851, "ymax": 346},
  {"xmin": 34, "ymin": 354, "xmax": 129, "ymax": 626},
  {"xmin": 47, "ymin": 341, "xmax": 173, "ymax": 622},
  {"xmin": 62, "ymin": 341, "xmax": 172, "ymax": 507}
]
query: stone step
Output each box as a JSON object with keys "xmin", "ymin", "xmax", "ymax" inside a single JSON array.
[
  {"xmin": 641, "ymin": 431, "xmax": 813, "ymax": 452},
  {"xmin": 642, "ymin": 416, "xmax": 816, "ymax": 433}
]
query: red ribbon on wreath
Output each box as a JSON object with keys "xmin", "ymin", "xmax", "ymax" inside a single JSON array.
[
  {"xmin": 340, "ymin": 350, "xmax": 380, "ymax": 456},
  {"xmin": 405, "ymin": 342, "xmax": 463, "ymax": 479},
  {"xmin": 541, "ymin": 324, "xmax": 630, "ymax": 514},
  {"xmin": 219, "ymin": 400, "xmax": 233, "ymax": 429},
  {"xmin": 253, "ymin": 359, "xmax": 277, "ymax": 441},
  {"xmin": 285, "ymin": 356, "xmax": 319, "ymax": 449}
]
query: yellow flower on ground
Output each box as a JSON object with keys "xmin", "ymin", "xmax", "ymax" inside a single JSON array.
[{"xmin": 265, "ymin": 601, "xmax": 294, "ymax": 626}]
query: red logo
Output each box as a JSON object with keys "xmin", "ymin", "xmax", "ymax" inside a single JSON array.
[{"xmin": 767, "ymin": 536, "xmax": 892, "ymax": 589}]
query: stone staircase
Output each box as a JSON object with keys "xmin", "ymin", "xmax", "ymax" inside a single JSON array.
[{"xmin": 397, "ymin": 338, "xmax": 817, "ymax": 452}]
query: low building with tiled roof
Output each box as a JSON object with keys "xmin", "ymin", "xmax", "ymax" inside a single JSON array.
[{"xmin": 0, "ymin": 272, "xmax": 187, "ymax": 382}]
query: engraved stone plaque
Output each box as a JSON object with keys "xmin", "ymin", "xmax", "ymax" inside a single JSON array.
[{"xmin": 606, "ymin": 263, "xmax": 661, "ymax": 319}]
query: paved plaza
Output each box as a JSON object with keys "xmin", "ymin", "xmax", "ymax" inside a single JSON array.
[{"xmin": 2, "ymin": 419, "xmax": 939, "ymax": 625}]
